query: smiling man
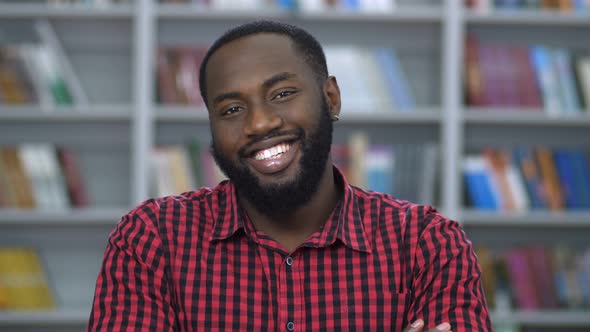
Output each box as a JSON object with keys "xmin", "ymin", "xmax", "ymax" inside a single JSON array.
[{"xmin": 88, "ymin": 21, "xmax": 492, "ymax": 331}]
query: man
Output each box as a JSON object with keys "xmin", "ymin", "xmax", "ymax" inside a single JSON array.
[{"xmin": 88, "ymin": 20, "xmax": 492, "ymax": 331}]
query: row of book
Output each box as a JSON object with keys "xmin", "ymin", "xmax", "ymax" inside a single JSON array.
[
  {"xmin": 151, "ymin": 141, "xmax": 224, "ymax": 198},
  {"xmin": 477, "ymin": 245, "xmax": 590, "ymax": 311},
  {"xmin": 463, "ymin": 147, "xmax": 590, "ymax": 212},
  {"xmin": 150, "ymin": 135, "xmax": 438, "ymax": 205},
  {"xmin": 156, "ymin": 45, "xmax": 417, "ymax": 113},
  {"xmin": 332, "ymin": 133, "xmax": 437, "ymax": 205},
  {"xmin": 464, "ymin": 36, "xmax": 590, "ymax": 113},
  {"xmin": 0, "ymin": 247, "xmax": 55, "ymax": 311},
  {"xmin": 0, "ymin": 20, "xmax": 87, "ymax": 108},
  {"xmin": 324, "ymin": 46, "xmax": 416, "ymax": 113},
  {"xmin": 466, "ymin": 0, "xmax": 590, "ymax": 12},
  {"xmin": 156, "ymin": 47, "xmax": 206, "ymax": 106},
  {"xmin": 0, "ymin": 145, "xmax": 88, "ymax": 209},
  {"xmin": 159, "ymin": 0, "xmax": 397, "ymax": 12}
]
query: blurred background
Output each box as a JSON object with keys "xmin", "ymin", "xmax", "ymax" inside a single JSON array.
[{"xmin": 0, "ymin": 0, "xmax": 589, "ymax": 331}]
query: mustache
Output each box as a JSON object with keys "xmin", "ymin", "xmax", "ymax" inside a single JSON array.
[{"xmin": 238, "ymin": 128, "xmax": 304, "ymax": 157}]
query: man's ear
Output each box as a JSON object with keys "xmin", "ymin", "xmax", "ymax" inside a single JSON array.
[{"xmin": 324, "ymin": 76, "xmax": 341, "ymax": 119}]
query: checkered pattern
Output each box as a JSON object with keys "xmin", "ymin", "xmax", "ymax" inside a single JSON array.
[{"xmin": 87, "ymin": 167, "xmax": 492, "ymax": 331}]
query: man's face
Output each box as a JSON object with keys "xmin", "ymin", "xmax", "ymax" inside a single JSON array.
[{"xmin": 205, "ymin": 33, "xmax": 334, "ymax": 216}]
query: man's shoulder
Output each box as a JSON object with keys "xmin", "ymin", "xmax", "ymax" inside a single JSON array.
[
  {"xmin": 123, "ymin": 182, "xmax": 230, "ymax": 226},
  {"xmin": 350, "ymin": 185, "xmax": 451, "ymax": 230}
]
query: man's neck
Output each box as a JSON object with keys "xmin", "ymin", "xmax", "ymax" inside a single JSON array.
[{"xmin": 238, "ymin": 164, "xmax": 340, "ymax": 253}]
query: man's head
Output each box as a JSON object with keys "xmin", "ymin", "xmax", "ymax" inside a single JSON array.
[
  {"xmin": 199, "ymin": 20, "xmax": 329, "ymax": 106},
  {"xmin": 200, "ymin": 20, "xmax": 341, "ymax": 217}
]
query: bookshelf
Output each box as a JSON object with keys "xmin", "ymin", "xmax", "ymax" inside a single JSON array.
[{"xmin": 1, "ymin": 0, "xmax": 589, "ymax": 330}]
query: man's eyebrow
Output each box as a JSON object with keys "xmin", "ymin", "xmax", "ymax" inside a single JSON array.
[
  {"xmin": 212, "ymin": 72, "xmax": 297, "ymax": 106},
  {"xmin": 213, "ymin": 91, "xmax": 242, "ymax": 106},
  {"xmin": 262, "ymin": 72, "xmax": 297, "ymax": 90}
]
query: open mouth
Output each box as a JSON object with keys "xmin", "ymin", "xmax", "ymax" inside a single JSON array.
[
  {"xmin": 253, "ymin": 142, "xmax": 293, "ymax": 161},
  {"xmin": 247, "ymin": 139, "xmax": 300, "ymax": 175}
]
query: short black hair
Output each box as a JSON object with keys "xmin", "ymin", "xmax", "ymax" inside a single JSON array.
[{"xmin": 198, "ymin": 20, "xmax": 328, "ymax": 107}]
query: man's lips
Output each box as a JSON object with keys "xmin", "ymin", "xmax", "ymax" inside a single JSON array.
[
  {"xmin": 253, "ymin": 142, "xmax": 292, "ymax": 161},
  {"xmin": 246, "ymin": 141, "xmax": 300, "ymax": 175},
  {"xmin": 240, "ymin": 132, "xmax": 301, "ymax": 159}
]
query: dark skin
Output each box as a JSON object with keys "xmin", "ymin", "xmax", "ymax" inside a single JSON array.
[{"xmin": 204, "ymin": 33, "xmax": 451, "ymax": 332}]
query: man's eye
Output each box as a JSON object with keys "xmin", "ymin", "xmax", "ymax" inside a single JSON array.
[
  {"xmin": 222, "ymin": 106, "xmax": 242, "ymax": 116},
  {"xmin": 273, "ymin": 90, "xmax": 296, "ymax": 100}
]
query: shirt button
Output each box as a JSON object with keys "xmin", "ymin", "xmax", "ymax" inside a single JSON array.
[
  {"xmin": 285, "ymin": 256, "xmax": 293, "ymax": 266},
  {"xmin": 286, "ymin": 321, "xmax": 295, "ymax": 331}
]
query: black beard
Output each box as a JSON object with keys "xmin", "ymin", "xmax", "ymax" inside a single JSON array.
[{"xmin": 211, "ymin": 98, "xmax": 333, "ymax": 218}]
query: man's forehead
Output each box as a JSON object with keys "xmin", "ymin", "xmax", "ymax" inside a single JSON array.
[
  {"xmin": 206, "ymin": 33, "xmax": 307, "ymax": 90},
  {"xmin": 209, "ymin": 33, "xmax": 296, "ymax": 67}
]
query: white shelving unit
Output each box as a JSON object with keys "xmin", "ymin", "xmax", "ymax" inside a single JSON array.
[{"xmin": 0, "ymin": 0, "xmax": 589, "ymax": 330}]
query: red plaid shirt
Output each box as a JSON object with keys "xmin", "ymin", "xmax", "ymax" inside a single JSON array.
[{"xmin": 88, "ymin": 167, "xmax": 492, "ymax": 331}]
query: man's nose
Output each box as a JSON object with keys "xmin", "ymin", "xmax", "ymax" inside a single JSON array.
[{"xmin": 243, "ymin": 102, "xmax": 283, "ymax": 137}]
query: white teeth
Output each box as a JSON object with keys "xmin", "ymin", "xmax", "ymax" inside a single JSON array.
[{"xmin": 254, "ymin": 143, "xmax": 291, "ymax": 161}]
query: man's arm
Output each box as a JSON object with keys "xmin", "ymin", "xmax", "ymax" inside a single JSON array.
[
  {"xmin": 87, "ymin": 200, "xmax": 177, "ymax": 331},
  {"xmin": 407, "ymin": 207, "xmax": 493, "ymax": 331}
]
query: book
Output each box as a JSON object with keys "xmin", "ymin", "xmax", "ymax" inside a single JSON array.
[
  {"xmin": 535, "ymin": 146, "xmax": 565, "ymax": 211},
  {"xmin": 0, "ymin": 47, "xmax": 36, "ymax": 104},
  {"xmin": 156, "ymin": 46, "xmax": 208, "ymax": 105},
  {"xmin": 34, "ymin": 19, "xmax": 88, "ymax": 107},
  {"xmin": 513, "ymin": 147, "xmax": 547, "ymax": 209},
  {"xmin": 464, "ymin": 35, "xmax": 484, "ymax": 106},
  {"xmin": 0, "ymin": 247, "xmax": 56, "ymax": 310},
  {"xmin": 575, "ymin": 56, "xmax": 590, "ymax": 110},
  {"xmin": 375, "ymin": 48, "xmax": 416, "ymax": 112},
  {"xmin": 57, "ymin": 147, "xmax": 89, "ymax": 207},
  {"xmin": 0, "ymin": 147, "xmax": 35, "ymax": 208},
  {"xmin": 347, "ymin": 132, "xmax": 369, "ymax": 189},
  {"xmin": 463, "ymin": 155, "xmax": 498, "ymax": 210},
  {"xmin": 482, "ymin": 149, "xmax": 515, "ymax": 211},
  {"xmin": 366, "ymin": 145, "xmax": 394, "ymax": 195},
  {"xmin": 553, "ymin": 149, "xmax": 579, "ymax": 209},
  {"xmin": 553, "ymin": 48, "xmax": 582, "ymax": 114},
  {"xmin": 531, "ymin": 46, "xmax": 562, "ymax": 115},
  {"xmin": 504, "ymin": 247, "xmax": 540, "ymax": 309}
]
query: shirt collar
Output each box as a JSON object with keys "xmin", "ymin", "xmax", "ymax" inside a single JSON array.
[{"xmin": 209, "ymin": 165, "xmax": 372, "ymax": 254}]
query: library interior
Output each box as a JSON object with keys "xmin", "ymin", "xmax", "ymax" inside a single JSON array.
[{"xmin": 0, "ymin": 0, "xmax": 589, "ymax": 331}]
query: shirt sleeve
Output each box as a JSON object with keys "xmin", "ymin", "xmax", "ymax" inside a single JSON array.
[
  {"xmin": 407, "ymin": 206, "xmax": 493, "ymax": 331},
  {"xmin": 87, "ymin": 200, "xmax": 177, "ymax": 331}
]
